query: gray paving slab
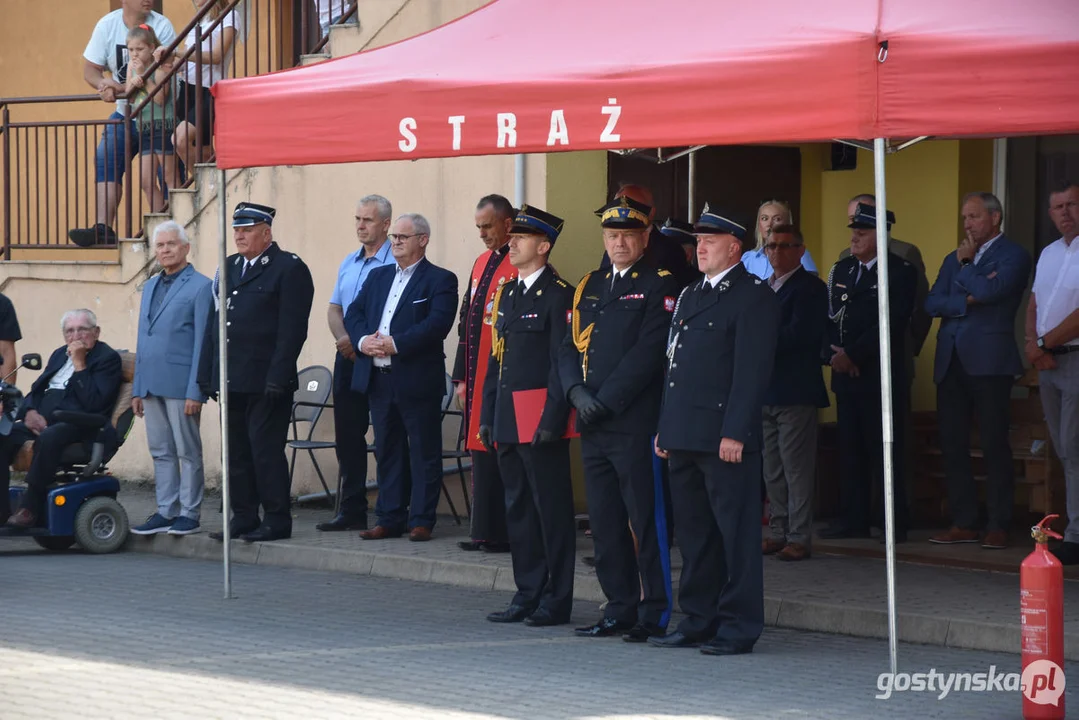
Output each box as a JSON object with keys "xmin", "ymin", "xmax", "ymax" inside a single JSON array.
[
  {"xmin": 0, "ymin": 550, "xmax": 1071, "ymax": 719},
  {"xmin": 54, "ymin": 488, "xmax": 1079, "ymax": 659}
]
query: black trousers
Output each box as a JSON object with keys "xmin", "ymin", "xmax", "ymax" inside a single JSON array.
[
  {"xmin": 835, "ymin": 380, "xmax": 909, "ymax": 534},
  {"xmin": 668, "ymin": 449, "xmax": 764, "ymax": 645},
  {"xmin": 937, "ymin": 352, "xmax": 1015, "ymax": 532},
  {"xmin": 1, "ymin": 422, "xmax": 92, "ymax": 518},
  {"xmin": 469, "ymin": 448, "xmax": 508, "ymax": 543},
  {"xmin": 227, "ymin": 391, "xmax": 293, "ymax": 533},
  {"xmin": 581, "ymin": 429, "xmax": 669, "ymax": 627},
  {"xmin": 497, "ymin": 440, "xmax": 576, "ymax": 619},
  {"xmin": 333, "ymin": 352, "xmax": 371, "ymax": 518},
  {"xmin": 368, "ymin": 370, "xmax": 443, "ymax": 531}
]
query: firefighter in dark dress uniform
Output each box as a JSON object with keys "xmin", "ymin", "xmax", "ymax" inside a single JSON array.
[
  {"xmin": 818, "ymin": 204, "xmax": 916, "ymax": 542},
  {"xmin": 559, "ymin": 196, "xmax": 678, "ymax": 643},
  {"xmin": 478, "ymin": 205, "xmax": 576, "ymax": 627},
  {"xmin": 650, "ymin": 206, "xmax": 779, "ymax": 656},
  {"xmin": 199, "ymin": 202, "xmax": 315, "ymax": 543}
]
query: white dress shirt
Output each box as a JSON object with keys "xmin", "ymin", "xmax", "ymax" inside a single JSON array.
[
  {"xmin": 367, "ymin": 260, "xmax": 421, "ymax": 367},
  {"xmin": 519, "ymin": 266, "xmax": 547, "ymax": 292},
  {"xmin": 1033, "ymin": 237, "xmax": 1079, "ymax": 347},
  {"xmin": 702, "ymin": 263, "xmax": 739, "ymax": 289},
  {"xmin": 48, "ymin": 357, "xmax": 76, "ymax": 390},
  {"xmin": 769, "ymin": 267, "xmax": 799, "ymax": 292}
]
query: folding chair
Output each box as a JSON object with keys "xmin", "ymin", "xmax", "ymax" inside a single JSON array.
[
  {"xmin": 287, "ymin": 365, "xmax": 336, "ymax": 503},
  {"xmin": 441, "ymin": 373, "xmax": 472, "ymax": 525}
]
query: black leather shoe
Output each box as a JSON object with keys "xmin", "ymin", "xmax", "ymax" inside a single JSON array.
[
  {"xmin": 524, "ymin": 608, "xmax": 569, "ymax": 627},
  {"xmin": 241, "ymin": 526, "xmax": 292, "ymax": 543},
  {"xmin": 582, "ymin": 555, "xmax": 596, "ymax": 567},
  {"xmin": 209, "ymin": 524, "xmax": 259, "ymax": 541},
  {"xmin": 623, "ymin": 623, "xmax": 666, "ymax": 643},
  {"xmin": 487, "ymin": 605, "xmax": 534, "ymax": 623},
  {"xmin": 316, "ymin": 513, "xmax": 367, "ymax": 532},
  {"xmin": 481, "ymin": 542, "xmax": 511, "ymax": 553},
  {"xmin": 818, "ymin": 526, "xmax": 871, "ymax": 540},
  {"xmin": 573, "ymin": 618, "xmax": 634, "ymax": 638},
  {"xmin": 699, "ymin": 638, "xmax": 755, "ymax": 656},
  {"xmin": 458, "ymin": 540, "xmax": 485, "ymax": 551},
  {"xmin": 647, "ymin": 631, "xmax": 706, "ymax": 649}
]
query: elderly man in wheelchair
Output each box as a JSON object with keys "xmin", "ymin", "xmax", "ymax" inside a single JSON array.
[{"xmin": 1, "ymin": 309, "xmax": 125, "ymax": 533}]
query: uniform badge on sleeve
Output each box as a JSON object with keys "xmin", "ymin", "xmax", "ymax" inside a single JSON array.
[
  {"xmin": 664, "ymin": 296, "xmax": 676, "ymax": 312},
  {"xmin": 566, "ymin": 310, "xmax": 573, "ymax": 323}
]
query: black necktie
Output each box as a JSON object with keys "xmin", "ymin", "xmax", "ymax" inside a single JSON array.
[
  {"xmin": 241, "ymin": 261, "xmax": 250, "ymax": 278},
  {"xmin": 701, "ymin": 280, "xmax": 713, "ymax": 294},
  {"xmin": 518, "ymin": 280, "xmax": 526, "ymax": 294}
]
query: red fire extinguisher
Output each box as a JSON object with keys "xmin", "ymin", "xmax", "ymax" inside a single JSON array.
[{"xmin": 1021, "ymin": 514, "xmax": 1066, "ymax": 720}]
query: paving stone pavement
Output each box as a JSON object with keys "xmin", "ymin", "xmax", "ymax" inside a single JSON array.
[
  {"xmin": 110, "ymin": 488, "xmax": 1079, "ymax": 659},
  {"xmin": 0, "ymin": 550, "xmax": 1070, "ymax": 719}
]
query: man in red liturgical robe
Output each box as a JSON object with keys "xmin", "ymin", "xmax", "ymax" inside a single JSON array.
[{"xmin": 452, "ymin": 194, "xmax": 517, "ymax": 552}]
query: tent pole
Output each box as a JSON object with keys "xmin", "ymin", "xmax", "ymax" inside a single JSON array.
[
  {"xmin": 218, "ymin": 168, "xmax": 232, "ymax": 600},
  {"xmin": 873, "ymin": 138, "xmax": 898, "ymax": 675},
  {"xmin": 514, "ymin": 154, "xmax": 526, "ymax": 207},
  {"xmin": 687, "ymin": 150, "xmax": 697, "ymax": 220}
]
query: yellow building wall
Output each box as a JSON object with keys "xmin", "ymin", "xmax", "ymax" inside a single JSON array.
[
  {"xmin": 798, "ymin": 140, "xmax": 995, "ymax": 418},
  {"xmin": 544, "ymin": 150, "xmax": 608, "ymax": 512}
]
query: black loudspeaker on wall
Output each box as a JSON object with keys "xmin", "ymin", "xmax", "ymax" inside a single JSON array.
[{"xmin": 830, "ymin": 142, "xmax": 858, "ymax": 171}]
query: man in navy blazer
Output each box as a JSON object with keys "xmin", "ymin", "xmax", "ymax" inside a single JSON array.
[
  {"xmin": 130, "ymin": 222, "xmax": 212, "ymax": 537},
  {"xmin": 760, "ymin": 226, "xmax": 829, "ymax": 562},
  {"xmin": 4, "ymin": 309, "xmax": 122, "ymax": 527},
  {"xmin": 344, "ymin": 212, "xmax": 457, "ymax": 541},
  {"xmin": 926, "ymin": 192, "xmax": 1031, "ymax": 550}
]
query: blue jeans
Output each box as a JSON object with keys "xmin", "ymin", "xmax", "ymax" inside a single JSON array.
[{"xmin": 94, "ymin": 110, "xmax": 137, "ymax": 184}]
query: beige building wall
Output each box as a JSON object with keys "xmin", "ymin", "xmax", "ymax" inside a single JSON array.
[{"xmin": 0, "ymin": 0, "xmax": 540, "ymax": 495}]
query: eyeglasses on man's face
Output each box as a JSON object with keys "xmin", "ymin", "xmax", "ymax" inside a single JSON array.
[
  {"xmin": 763, "ymin": 242, "xmax": 802, "ymax": 252},
  {"xmin": 388, "ymin": 232, "xmax": 427, "ymax": 242}
]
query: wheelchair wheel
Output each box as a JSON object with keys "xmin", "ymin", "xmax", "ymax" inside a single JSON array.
[
  {"xmin": 73, "ymin": 497, "xmax": 129, "ymax": 554},
  {"xmin": 33, "ymin": 536, "xmax": 75, "ymax": 552}
]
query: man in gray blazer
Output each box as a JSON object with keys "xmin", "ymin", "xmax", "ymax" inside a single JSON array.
[{"xmin": 131, "ymin": 221, "xmax": 213, "ymax": 536}]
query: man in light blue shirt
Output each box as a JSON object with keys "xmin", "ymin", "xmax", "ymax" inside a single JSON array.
[{"xmin": 318, "ymin": 195, "xmax": 394, "ymax": 532}]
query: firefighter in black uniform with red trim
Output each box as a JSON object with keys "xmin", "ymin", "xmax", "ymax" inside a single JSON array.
[
  {"xmin": 478, "ymin": 205, "xmax": 576, "ymax": 627},
  {"xmin": 559, "ymin": 196, "xmax": 678, "ymax": 642}
]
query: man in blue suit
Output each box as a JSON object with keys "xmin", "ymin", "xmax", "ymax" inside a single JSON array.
[
  {"xmin": 344, "ymin": 213, "xmax": 457, "ymax": 541},
  {"xmin": 760, "ymin": 225, "xmax": 829, "ymax": 562},
  {"xmin": 130, "ymin": 221, "xmax": 212, "ymax": 537},
  {"xmin": 926, "ymin": 192, "xmax": 1031, "ymax": 550}
]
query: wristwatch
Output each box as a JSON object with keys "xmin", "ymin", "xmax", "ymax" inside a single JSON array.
[
  {"xmin": 960, "ymin": 257, "xmax": 972, "ymax": 266},
  {"xmin": 1037, "ymin": 337, "xmax": 1047, "ymax": 350}
]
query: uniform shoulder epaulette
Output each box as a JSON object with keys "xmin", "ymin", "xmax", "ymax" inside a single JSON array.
[
  {"xmin": 656, "ymin": 269, "xmax": 672, "ymax": 277},
  {"xmin": 554, "ymin": 277, "xmax": 569, "ymax": 288}
]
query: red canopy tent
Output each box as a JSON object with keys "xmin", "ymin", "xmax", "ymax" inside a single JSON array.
[
  {"xmin": 207, "ymin": 0, "xmax": 1079, "ymax": 671},
  {"xmin": 212, "ymin": 0, "xmax": 1079, "ymax": 168}
]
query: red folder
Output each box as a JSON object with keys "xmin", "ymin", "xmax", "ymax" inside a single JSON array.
[{"xmin": 511, "ymin": 388, "xmax": 580, "ymax": 443}]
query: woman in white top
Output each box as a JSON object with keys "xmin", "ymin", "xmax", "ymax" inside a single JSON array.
[
  {"xmin": 741, "ymin": 199, "xmax": 818, "ymax": 280},
  {"xmin": 156, "ymin": 0, "xmax": 240, "ymax": 168}
]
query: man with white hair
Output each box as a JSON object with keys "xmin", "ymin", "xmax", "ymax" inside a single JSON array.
[
  {"xmin": 4, "ymin": 309, "xmax": 122, "ymax": 528},
  {"xmin": 131, "ymin": 221, "xmax": 213, "ymax": 536}
]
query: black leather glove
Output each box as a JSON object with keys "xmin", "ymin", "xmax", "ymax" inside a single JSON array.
[
  {"xmin": 264, "ymin": 382, "xmax": 289, "ymax": 402},
  {"xmin": 568, "ymin": 385, "xmax": 610, "ymax": 426},
  {"xmin": 478, "ymin": 425, "xmax": 494, "ymax": 452},
  {"xmin": 532, "ymin": 428, "xmax": 558, "ymax": 446}
]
